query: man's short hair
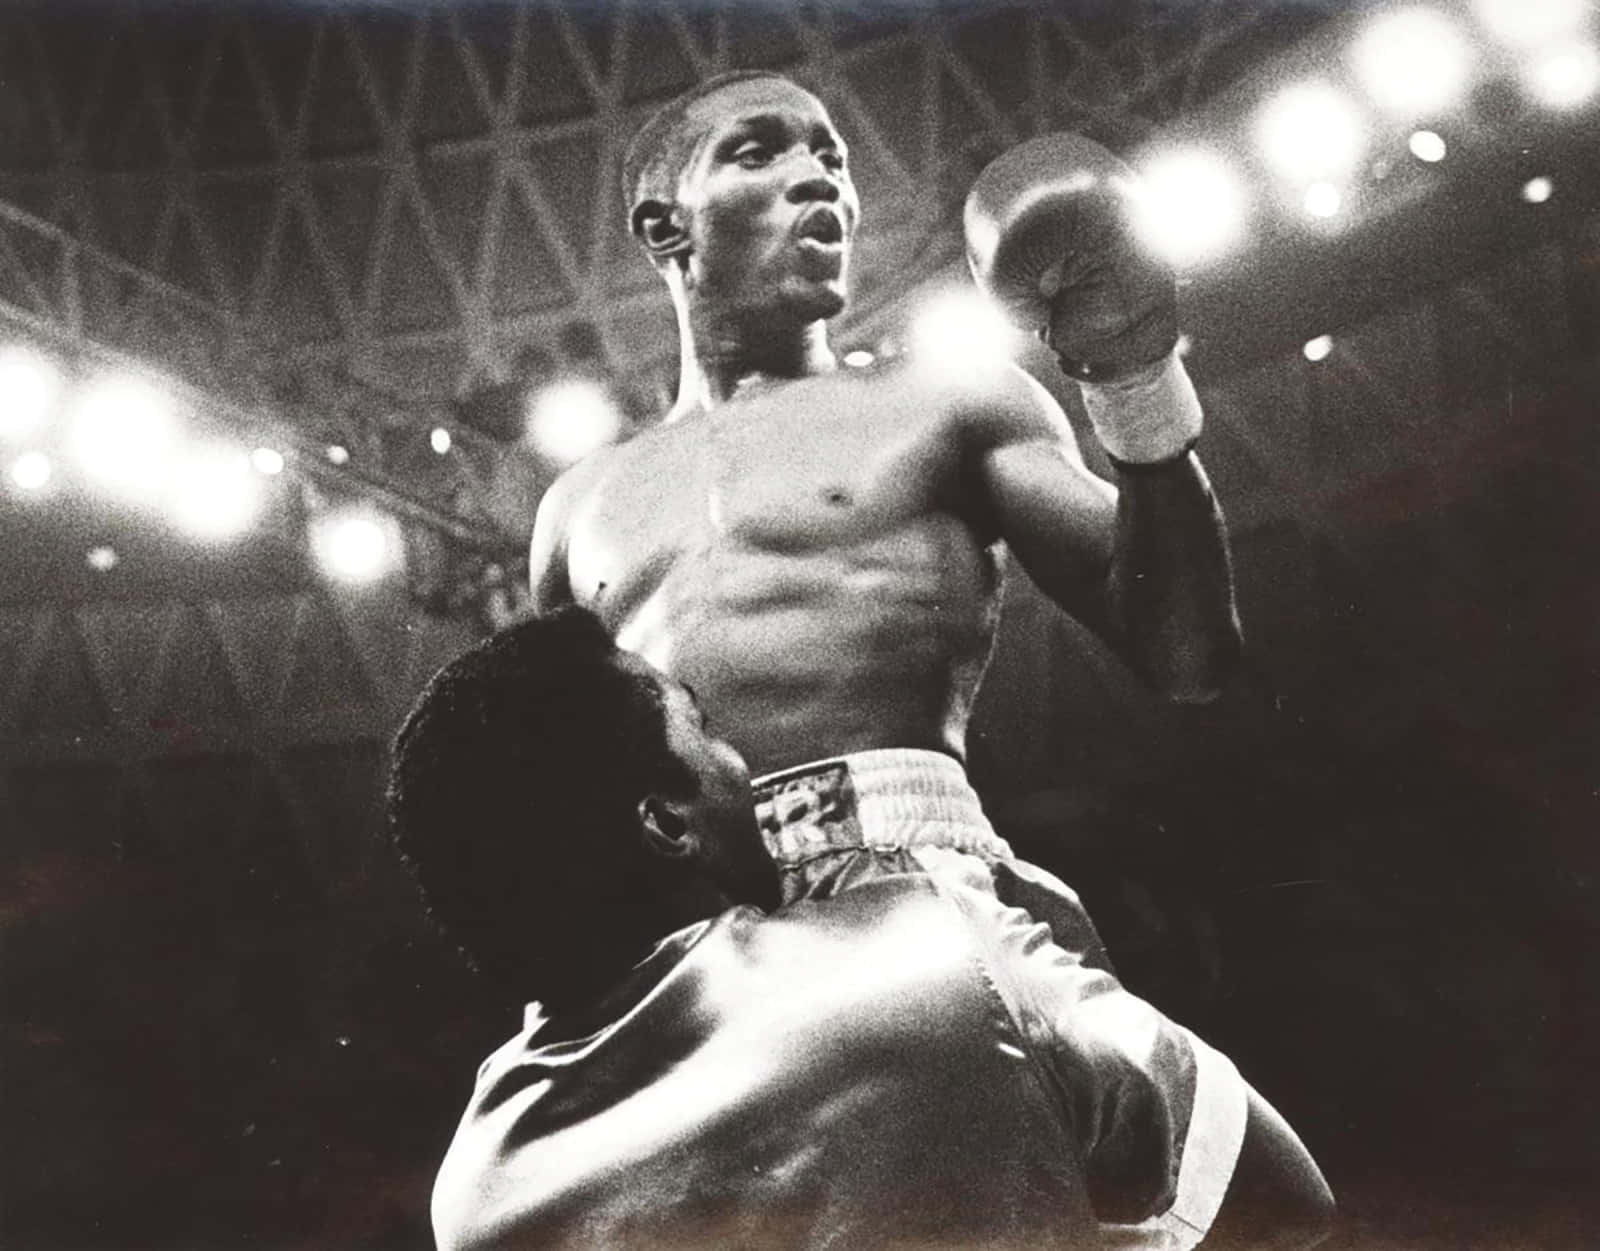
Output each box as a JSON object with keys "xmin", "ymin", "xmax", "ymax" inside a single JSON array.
[
  {"xmin": 386, "ymin": 608, "xmax": 696, "ymax": 1007},
  {"xmin": 621, "ymin": 69, "xmax": 797, "ymax": 232}
]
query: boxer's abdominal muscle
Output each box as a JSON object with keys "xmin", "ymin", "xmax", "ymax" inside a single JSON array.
[
  {"xmin": 618, "ymin": 524, "xmax": 1000, "ymax": 777},
  {"xmin": 566, "ymin": 369, "xmax": 1006, "ymax": 777}
]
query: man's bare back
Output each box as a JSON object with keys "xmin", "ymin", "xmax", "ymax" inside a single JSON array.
[{"xmin": 531, "ymin": 357, "xmax": 1116, "ymax": 776}]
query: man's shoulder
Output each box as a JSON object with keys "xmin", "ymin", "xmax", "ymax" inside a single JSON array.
[
  {"xmin": 473, "ymin": 912, "xmax": 732, "ymax": 1086},
  {"xmin": 855, "ymin": 352, "xmax": 1074, "ymax": 453}
]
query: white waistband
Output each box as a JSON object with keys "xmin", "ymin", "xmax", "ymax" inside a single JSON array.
[{"xmin": 752, "ymin": 749, "xmax": 1013, "ymax": 867}]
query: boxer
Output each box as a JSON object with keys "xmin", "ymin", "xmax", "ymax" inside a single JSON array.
[{"xmin": 527, "ymin": 71, "xmax": 1240, "ymax": 933}]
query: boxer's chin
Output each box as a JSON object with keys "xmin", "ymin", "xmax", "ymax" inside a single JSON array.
[{"xmin": 783, "ymin": 275, "xmax": 848, "ymax": 322}]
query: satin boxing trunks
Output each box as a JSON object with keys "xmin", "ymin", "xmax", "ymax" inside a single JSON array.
[{"xmin": 753, "ymin": 747, "xmax": 1111, "ymax": 971}]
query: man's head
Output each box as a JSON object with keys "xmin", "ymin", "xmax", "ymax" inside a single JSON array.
[
  {"xmin": 623, "ymin": 71, "xmax": 860, "ymax": 324},
  {"xmin": 387, "ymin": 607, "xmax": 779, "ymax": 1008}
]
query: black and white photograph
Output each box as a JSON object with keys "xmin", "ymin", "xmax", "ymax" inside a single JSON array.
[{"xmin": 1, "ymin": 1, "xmax": 1595, "ymax": 1247}]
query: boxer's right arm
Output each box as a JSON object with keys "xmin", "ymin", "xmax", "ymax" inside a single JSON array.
[{"xmin": 965, "ymin": 133, "xmax": 1243, "ymax": 701}]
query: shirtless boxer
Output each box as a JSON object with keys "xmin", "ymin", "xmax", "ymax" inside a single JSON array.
[{"xmin": 528, "ymin": 71, "xmax": 1240, "ymax": 921}]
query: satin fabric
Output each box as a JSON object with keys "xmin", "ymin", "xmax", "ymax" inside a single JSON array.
[{"xmin": 432, "ymin": 872, "xmax": 1245, "ymax": 1250}]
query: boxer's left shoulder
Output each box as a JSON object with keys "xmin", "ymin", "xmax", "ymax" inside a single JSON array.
[{"xmin": 917, "ymin": 356, "xmax": 1072, "ymax": 450}]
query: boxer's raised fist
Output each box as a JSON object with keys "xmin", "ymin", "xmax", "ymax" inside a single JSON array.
[{"xmin": 964, "ymin": 133, "xmax": 1176, "ymax": 381}]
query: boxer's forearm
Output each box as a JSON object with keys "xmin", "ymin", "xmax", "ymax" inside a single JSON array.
[{"xmin": 1105, "ymin": 450, "xmax": 1241, "ymax": 703}]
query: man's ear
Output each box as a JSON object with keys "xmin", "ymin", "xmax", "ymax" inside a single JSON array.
[
  {"xmin": 630, "ymin": 199, "xmax": 691, "ymax": 264},
  {"xmin": 638, "ymin": 794, "xmax": 697, "ymax": 861}
]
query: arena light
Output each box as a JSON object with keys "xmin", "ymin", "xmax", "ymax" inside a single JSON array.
[
  {"xmin": 1255, "ymin": 81, "xmax": 1368, "ymax": 182},
  {"xmin": 0, "ymin": 344, "xmax": 61, "ymax": 442},
  {"xmin": 325, "ymin": 443, "xmax": 350, "ymax": 466},
  {"xmin": 909, "ymin": 287, "xmax": 1017, "ymax": 366},
  {"xmin": 1303, "ymin": 182, "xmax": 1343, "ymax": 219},
  {"xmin": 1136, "ymin": 148, "xmax": 1249, "ymax": 267},
  {"xmin": 1521, "ymin": 175, "xmax": 1554, "ymax": 203},
  {"xmin": 251, "ymin": 446, "xmax": 285, "ymax": 475},
  {"xmin": 525, "ymin": 378, "xmax": 625, "ymax": 465},
  {"xmin": 1522, "ymin": 42, "xmax": 1600, "ymax": 109},
  {"xmin": 10, "ymin": 450, "xmax": 52, "ymax": 492},
  {"xmin": 168, "ymin": 444, "xmax": 263, "ymax": 541},
  {"xmin": 86, "ymin": 546, "xmax": 118, "ymax": 573},
  {"xmin": 1408, "ymin": 129, "xmax": 1449, "ymax": 162},
  {"xmin": 1303, "ymin": 335, "xmax": 1334, "ymax": 362},
  {"xmin": 842, "ymin": 349, "xmax": 876, "ymax": 368},
  {"xmin": 430, "ymin": 426, "xmax": 452, "ymax": 454},
  {"xmin": 1351, "ymin": 8, "xmax": 1476, "ymax": 117},
  {"xmin": 69, "ymin": 374, "xmax": 179, "ymax": 500},
  {"xmin": 1474, "ymin": 0, "xmax": 1588, "ymax": 48},
  {"xmin": 309, "ymin": 506, "xmax": 401, "ymax": 586}
]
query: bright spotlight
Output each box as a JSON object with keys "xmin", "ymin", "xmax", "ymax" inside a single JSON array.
[
  {"xmin": 86, "ymin": 546, "xmax": 118, "ymax": 573},
  {"xmin": 525, "ymin": 378, "xmax": 625, "ymax": 466},
  {"xmin": 310, "ymin": 508, "xmax": 400, "ymax": 586},
  {"xmin": 429, "ymin": 426, "xmax": 452, "ymax": 454},
  {"xmin": 69, "ymin": 374, "xmax": 179, "ymax": 500},
  {"xmin": 1522, "ymin": 42, "xmax": 1600, "ymax": 108},
  {"xmin": 326, "ymin": 444, "xmax": 350, "ymax": 466},
  {"xmin": 910, "ymin": 287, "xmax": 1017, "ymax": 366},
  {"xmin": 1303, "ymin": 335, "xmax": 1334, "ymax": 362},
  {"xmin": 843, "ymin": 349, "xmax": 876, "ymax": 368},
  {"xmin": 1136, "ymin": 148, "xmax": 1249, "ymax": 267},
  {"xmin": 1408, "ymin": 130, "xmax": 1449, "ymax": 162},
  {"xmin": 251, "ymin": 446, "xmax": 285, "ymax": 475},
  {"xmin": 10, "ymin": 450, "xmax": 52, "ymax": 492},
  {"xmin": 1256, "ymin": 81, "xmax": 1368, "ymax": 182},
  {"xmin": 169, "ymin": 445, "xmax": 262, "ymax": 541},
  {"xmin": 1352, "ymin": 8, "xmax": 1476, "ymax": 116},
  {"xmin": 1475, "ymin": 0, "xmax": 1588, "ymax": 48},
  {"xmin": 1303, "ymin": 182, "xmax": 1343, "ymax": 218},
  {"xmin": 0, "ymin": 345, "xmax": 61, "ymax": 442},
  {"xmin": 1521, "ymin": 175, "xmax": 1554, "ymax": 203}
]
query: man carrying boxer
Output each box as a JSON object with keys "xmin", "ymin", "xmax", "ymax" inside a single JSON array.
[
  {"xmin": 528, "ymin": 71, "xmax": 1239, "ymax": 927},
  {"xmin": 389, "ymin": 610, "xmax": 1331, "ymax": 1250}
]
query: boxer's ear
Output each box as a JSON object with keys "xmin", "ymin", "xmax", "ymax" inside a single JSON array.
[
  {"xmin": 631, "ymin": 199, "xmax": 690, "ymax": 264},
  {"xmin": 638, "ymin": 794, "xmax": 695, "ymax": 860}
]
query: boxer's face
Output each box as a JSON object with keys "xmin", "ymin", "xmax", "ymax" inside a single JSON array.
[
  {"xmin": 675, "ymin": 79, "xmax": 859, "ymax": 321},
  {"xmin": 617, "ymin": 653, "xmax": 782, "ymax": 911}
]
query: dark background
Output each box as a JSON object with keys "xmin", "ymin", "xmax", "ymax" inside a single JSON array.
[{"xmin": 2, "ymin": 2, "xmax": 1596, "ymax": 1247}]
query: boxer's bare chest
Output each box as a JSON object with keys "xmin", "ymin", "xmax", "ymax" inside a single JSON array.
[{"xmin": 566, "ymin": 369, "xmax": 972, "ymax": 606}]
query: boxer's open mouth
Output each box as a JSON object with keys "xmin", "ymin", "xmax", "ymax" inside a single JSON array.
[{"xmin": 796, "ymin": 208, "xmax": 844, "ymax": 246}]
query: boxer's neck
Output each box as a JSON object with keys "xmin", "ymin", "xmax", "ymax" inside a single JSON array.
[{"xmin": 671, "ymin": 300, "xmax": 836, "ymax": 417}]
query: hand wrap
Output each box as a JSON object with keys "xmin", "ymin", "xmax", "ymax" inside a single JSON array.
[{"xmin": 1078, "ymin": 349, "xmax": 1202, "ymax": 466}]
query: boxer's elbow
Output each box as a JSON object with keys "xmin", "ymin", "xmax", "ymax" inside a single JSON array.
[
  {"xmin": 1104, "ymin": 550, "xmax": 1243, "ymax": 704},
  {"xmin": 1168, "ymin": 632, "xmax": 1243, "ymax": 706},
  {"xmin": 1127, "ymin": 620, "xmax": 1243, "ymax": 706}
]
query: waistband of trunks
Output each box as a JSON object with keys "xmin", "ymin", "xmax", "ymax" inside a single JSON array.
[{"xmin": 752, "ymin": 748, "xmax": 1014, "ymax": 867}]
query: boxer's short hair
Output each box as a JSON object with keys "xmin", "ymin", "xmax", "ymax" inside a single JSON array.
[
  {"xmin": 621, "ymin": 69, "xmax": 796, "ymax": 234},
  {"xmin": 387, "ymin": 607, "xmax": 695, "ymax": 1005}
]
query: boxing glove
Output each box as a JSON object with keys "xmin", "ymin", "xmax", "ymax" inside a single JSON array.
[{"xmin": 965, "ymin": 133, "xmax": 1201, "ymax": 465}]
